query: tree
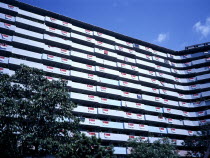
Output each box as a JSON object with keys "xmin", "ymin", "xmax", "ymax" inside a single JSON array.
[
  {"xmin": 127, "ymin": 137, "xmax": 178, "ymax": 158},
  {"xmin": 183, "ymin": 122, "xmax": 210, "ymax": 158},
  {"xmin": 0, "ymin": 65, "xmax": 115, "ymax": 158},
  {"xmin": 0, "ymin": 65, "xmax": 79, "ymax": 157},
  {"xmin": 66, "ymin": 133, "xmax": 115, "ymax": 158}
]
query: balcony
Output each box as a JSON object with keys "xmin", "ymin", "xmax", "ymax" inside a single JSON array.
[
  {"xmin": 99, "ymin": 59, "xmax": 117, "ymax": 68},
  {"xmin": 183, "ymin": 120, "xmax": 199, "ymax": 126},
  {"xmin": 100, "ymin": 120, "xmax": 124, "ymax": 129},
  {"xmin": 72, "ymin": 42, "xmax": 94, "ymax": 53},
  {"xmin": 70, "ymin": 51, "xmax": 96, "ymax": 64},
  {"xmin": 115, "ymin": 45, "xmax": 135, "ymax": 55},
  {"xmin": 124, "ymin": 123, "xmax": 148, "ymax": 131},
  {"xmin": 73, "ymin": 105, "xmax": 97, "ymax": 115},
  {"xmin": 12, "ymin": 48, "xmax": 42, "ymax": 60},
  {"xmin": 45, "ymin": 26, "xmax": 70, "ymax": 37},
  {"xmin": 156, "ymin": 72, "xmax": 174, "ymax": 81},
  {"xmin": 0, "ymin": 56, "xmax": 8, "ymax": 64},
  {"xmin": 69, "ymin": 81, "xmax": 96, "ymax": 93},
  {"xmin": 70, "ymin": 92, "xmax": 99, "ymax": 105},
  {"xmin": 16, "ymin": 17, "xmax": 45, "ymax": 30},
  {"xmin": 96, "ymin": 86, "xmax": 122, "ymax": 98},
  {"xmin": 149, "ymin": 126, "xmax": 167, "ymax": 134},
  {"xmin": 45, "ymin": 16, "xmax": 72, "ymax": 29},
  {"xmin": 152, "ymin": 56, "xmax": 165, "ymax": 63},
  {"xmin": 0, "ymin": 13, "xmax": 15, "ymax": 22},
  {"xmin": 142, "ymin": 95, "xmax": 163, "ymax": 104},
  {"xmin": 0, "ymin": 3, "xmax": 18, "ymax": 12},
  {"xmin": 44, "ymin": 45, "xmax": 70, "ymax": 56},
  {"xmin": 145, "ymin": 105, "xmax": 163, "ymax": 113},
  {"xmin": 202, "ymin": 90, "xmax": 210, "ymax": 97},
  {"xmin": 0, "ymin": 22, "xmax": 16, "ymax": 31},
  {"xmin": 139, "ymin": 76, "xmax": 158, "ymax": 85},
  {"xmin": 159, "ymin": 89, "xmax": 178, "ymax": 98},
  {"xmin": 161, "ymin": 80, "xmax": 175, "ymax": 88},
  {"xmin": 98, "ymin": 108, "xmax": 124, "ymax": 118},
  {"xmin": 44, "ymin": 34, "xmax": 71, "ymax": 46},
  {"xmin": 71, "ymin": 33, "xmax": 95, "ymax": 44},
  {"xmin": 93, "ymin": 31, "xmax": 115, "ymax": 41},
  {"xmin": 167, "ymin": 118, "xmax": 183, "ymax": 126},
  {"xmin": 145, "ymin": 115, "xmax": 166, "ymax": 123},
  {"xmin": 15, "ymin": 27, "xmax": 43, "ymax": 39},
  {"xmin": 138, "ymin": 68, "xmax": 156, "ymax": 76},
  {"xmin": 69, "ymin": 70, "xmax": 98, "ymax": 83},
  {"xmin": 136, "ymin": 59, "xmax": 155, "ymax": 68},
  {"xmin": 18, "ymin": 9, "xmax": 44, "ymax": 21},
  {"xmin": 95, "ymin": 40, "xmax": 115, "ymax": 50},
  {"xmin": 43, "ymin": 65, "xmax": 69, "ymax": 76},
  {"xmin": 119, "ymin": 81, "xmax": 141, "ymax": 91},
  {"xmin": 163, "ymin": 108, "xmax": 183, "ymax": 116},
  {"xmin": 121, "ymin": 101, "xmax": 145, "ymax": 110},
  {"xmin": 79, "ymin": 118, "xmax": 100, "ymax": 127},
  {"xmin": 192, "ymin": 58, "xmax": 206, "ymax": 65},
  {"xmin": 156, "ymin": 65, "xmax": 171, "ymax": 73},
  {"xmin": 192, "ymin": 101, "xmax": 206, "ymax": 107},
  {"xmin": 99, "ymin": 132, "xmax": 128, "ymax": 142},
  {"xmin": 98, "ymin": 76, "xmax": 119, "ymax": 87},
  {"xmin": 121, "ymin": 91, "xmax": 142, "ymax": 101},
  {"xmin": 71, "ymin": 61, "xmax": 95, "ymax": 72},
  {"xmin": 9, "ymin": 58, "xmax": 43, "ymax": 70},
  {"xmin": 200, "ymin": 82, "xmax": 210, "ymax": 89},
  {"xmin": 71, "ymin": 25, "xmax": 93, "ymax": 35},
  {"xmin": 197, "ymin": 74, "xmax": 209, "ymax": 81},
  {"xmin": 120, "ymin": 72, "xmax": 138, "ymax": 82},
  {"xmin": 162, "ymin": 98, "xmax": 179, "ymax": 106},
  {"xmin": 167, "ymin": 128, "xmax": 189, "ymax": 135},
  {"xmin": 117, "ymin": 54, "xmax": 136, "ymax": 64},
  {"xmin": 42, "ymin": 54, "xmax": 71, "ymax": 67},
  {"xmin": 98, "ymin": 97, "xmax": 121, "ymax": 107},
  {"xmin": 136, "ymin": 53, "xmax": 153, "ymax": 60},
  {"xmin": 124, "ymin": 112, "xmax": 145, "ymax": 121},
  {"xmin": 115, "ymin": 39, "xmax": 133, "ymax": 48},
  {"xmin": 95, "ymin": 66, "xmax": 120, "ymax": 78},
  {"xmin": 94, "ymin": 47, "xmax": 118, "ymax": 60},
  {"xmin": 141, "ymin": 85, "xmax": 159, "ymax": 94},
  {"xmin": 117, "ymin": 62, "xmax": 139, "ymax": 74},
  {"xmin": 13, "ymin": 36, "xmax": 44, "ymax": 49},
  {"xmin": 0, "ymin": 33, "xmax": 12, "ymax": 41},
  {"xmin": 0, "ymin": 43, "xmax": 12, "ymax": 52},
  {"xmin": 154, "ymin": 51, "xmax": 168, "ymax": 58}
]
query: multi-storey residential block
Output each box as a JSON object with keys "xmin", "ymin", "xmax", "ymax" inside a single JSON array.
[{"xmin": 0, "ymin": 0, "xmax": 210, "ymax": 157}]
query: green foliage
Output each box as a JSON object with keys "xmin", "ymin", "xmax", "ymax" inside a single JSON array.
[
  {"xmin": 66, "ymin": 133, "xmax": 115, "ymax": 158},
  {"xmin": 0, "ymin": 65, "xmax": 115, "ymax": 158},
  {"xmin": 127, "ymin": 137, "xmax": 178, "ymax": 158},
  {"xmin": 182, "ymin": 122, "xmax": 210, "ymax": 157},
  {"xmin": 0, "ymin": 65, "xmax": 78, "ymax": 157}
]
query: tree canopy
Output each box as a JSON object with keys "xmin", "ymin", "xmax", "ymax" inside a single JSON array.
[
  {"xmin": 127, "ymin": 137, "xmax": 178, "ymax": 158},
  {"xmin": 0, "ymin": 65, "xmax": 114, "ymax": 158}
]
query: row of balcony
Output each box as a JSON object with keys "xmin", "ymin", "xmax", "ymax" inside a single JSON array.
[
  {"xmin": 74, "ymin": 105, "xmax": 209, "ymax": 127},
  {"xmin": 0, "ymin": 17, "xmax": 209, "ymax": 74},
  {"xmin": 1, "ymin": 57, "xmax": 210, "ymax": 106},
  {"xmin": 79, "ymin": 116, "xmax": 198, "ymax": 136},
  {"xmin": 1, "ymin": 53, "xmax": 210, "ymax": 99},
  {"xmin": 1, "ymin": 2, "xmax": 210, "ymax": 66},
  {"xmin": 0, "ymin": 4, "xmax": 209, "ymax": 64},
  {"xmin": 0, "ymin": 66, "xmax": 209, "ymax": 118},
  {"xmin": 81, "ymin": 131, "xmax": 184, "ymax": 146},
  {"xmin": 1, "ymin": 43, "xmax": 210, "ymax": 85}
]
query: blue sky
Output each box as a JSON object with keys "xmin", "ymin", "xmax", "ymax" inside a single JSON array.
[{"xmin": 19, "ymin": 0, "xmax": 210, "ymax": 51}]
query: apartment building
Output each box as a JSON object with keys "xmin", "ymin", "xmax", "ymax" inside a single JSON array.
[{"xmin": 0, "ymin": 0, "xmax": 210, "ymax": 157}]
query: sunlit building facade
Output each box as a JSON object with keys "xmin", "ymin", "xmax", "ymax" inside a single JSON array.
[{"xmin": 0, "ymin": 0, "xmax": 210, "ymax": 157}]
